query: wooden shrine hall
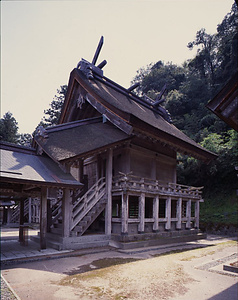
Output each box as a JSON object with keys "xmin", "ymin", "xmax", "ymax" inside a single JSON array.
[{"xmin": 0, "ymin": 37, "xmax": 217, "ymax": 250}]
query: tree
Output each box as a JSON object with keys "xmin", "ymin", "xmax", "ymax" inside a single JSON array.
[
  {"xmin": 42, "ymin": 85, "xmax": 67, "ymax": 127},
  {"xmin": 0, "ymin": 112, "xmax": 19, "ymax": 143},
  {"xmin": 18, "ymin": 133, "xmax": 33, "ymax": 147}
]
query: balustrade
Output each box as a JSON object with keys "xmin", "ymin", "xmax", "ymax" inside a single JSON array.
[
  {"xmin": 112, "ymin": 174, "xmax": 203, "ymax": 200},
  {"xmin": 112, "ymin": 174, "xmax": 202, "ymax": 235}
]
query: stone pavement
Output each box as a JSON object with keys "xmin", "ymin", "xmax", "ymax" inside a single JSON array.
[{"xmin": 1, "ymin": 228, "xmax": 72, "ymax": 264}]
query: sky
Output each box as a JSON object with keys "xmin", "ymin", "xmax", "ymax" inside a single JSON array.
[{"xmin": 1, "ymin": 0, "xmax": 234, "ymax": 134}]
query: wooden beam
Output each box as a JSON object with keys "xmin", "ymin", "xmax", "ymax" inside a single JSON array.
[
  {"xmin": 186, "ymin": 200, "xmax": 192, "ymax": 229},
  {"xmin": 121, "ymin": 192, "xmax": 128, "ymax": 235},
  {"xmin": 62, "ymin": 188, "xmax": 71, "ymax": 238},
  {"xmin": 195, "ymin": 201, "xmax": 200, "ymax": 229},
  {"xmin": 40, "ymin": 187, "xmax": 47, "ymax": 249},
  {"xmin": 86, "ymin": 94, "xmax": 133, "ymax": 135},
  {"xmin": 176, "ymin": 198, "xmax": 182, "ymax": 230},
  {"xmin": 153, "ymin": 195, "xmax": 159, "ymax": 232},
  {"xmin": 165, "ymin": 197, "xmax": 171, "ymax": 230},
  {"xmin": 138, "ymin": 193, "xmax": 145, "ymax": 233},
  {"xmin": 92, "ymin": 36, "xmax": 104, "ymax": 65},
  {"xmin": 105, "ymin": 148, "xmax": 113, "ymax": 235},
  {"xmin": 19, "ymin": 199, "xmax": 25, "ymax": 244}
]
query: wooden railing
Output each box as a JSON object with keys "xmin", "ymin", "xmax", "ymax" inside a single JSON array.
[
  {"xmin": 112, "ymin": 174, "xmax": 203, "ymax": 199},
  {"xmin": 51, "ymin": 198, "xmax": 62, "ymax": 224},
  {"xmin": 71, "ymin": 177, "xmax": 106, "ymax": 231},
  {"xmin": 10, "ymin": 199, "xmax": 29, "ymax": 223}
]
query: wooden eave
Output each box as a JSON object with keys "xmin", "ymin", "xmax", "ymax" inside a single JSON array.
[
  {"xmin": 59, "ymin": 68, "xmax": 131, "ymax": 125},
  {"xmin": 59, "ymin": 136, "xmax": 132, "ymax": 164},
  {"xmin": 0, "ymin": 176, "xmax": 81, "ymax": 189},
  {"xmin": 206, "ymin": 73, "xmax": 238, "ymax": 132},
  {"xmin": 129, "ymin": 115, "xmax": 217, "ymax": 162},
  {"xmin": 59, "ymin": 68, "xmax": 217, "ymax": 163}
]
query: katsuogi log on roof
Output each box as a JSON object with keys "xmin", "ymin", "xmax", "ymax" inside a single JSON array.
[{"xmin": 58, "ymin": 71, "xmax": 216, "ymax": 162}]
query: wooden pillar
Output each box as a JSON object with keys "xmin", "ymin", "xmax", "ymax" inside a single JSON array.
[
  {"xmin": 28, "ymin": 198, "xmax": 32, "ymax": 224},
  {"xmin": 7, "ymin": 207, "xmax": 12, "ymax": 224},
  {"xmin": 40, "ymin": 187, "xmax": 47, "ymax": 249},
  {"xmin": 19, "ymin": 199, "xmax": 25, "ymax": 243},
  {"xmin": 153, "ymin": 195, "xmax": 159, "ymax": 232},
  {"xmin": 176, "ymin": 198, "xmax": 182, "ymax": 230},
  {"xmin": 96, "ymin": 155, "xmax": 102, "ymax": 181},
  {"xmin": 165, "ymin": 197, "xmax": 171, "ymax": 230},
  {"xmin": 47, "ymin": 199, "xmax": 52, "ymax": 232},
  {"xmin": 186, "ymin": 199, "xmax": 192, "ymax": 229},
  {"xmin": 138, "ymin": 193, "xmax": 145, "ymax": 233},
  {"xmin": 195, "ymin": 201, "xmax": 200, "ymax": 229},
  {"xmin": 121, "ymin": 192, "xmax": 128, "ymax": 235},
  {"xmin": 78, "ymin": 159, "xmax": 84, "ymax": 182},
  {"xmin": 105, "ymin": 148, "xmax": 113, "ymax": 235},
  {"xmin": 62, "ymin": 188, "xmax": 71, "ymax": 238}
]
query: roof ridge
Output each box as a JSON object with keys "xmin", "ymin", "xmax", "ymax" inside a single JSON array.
[
  {"xmin": 0, "ymin": 141, "xmax": 35, "ymax": 154},
  {"xmin": 46, "ymin": 116, "xmax": 102, "ymax": 133}
]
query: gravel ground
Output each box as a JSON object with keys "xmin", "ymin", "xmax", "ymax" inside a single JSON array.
[
  {"xmin": 1, "ymin": 276, "xmax": 17, "ymax": 300},
  {"xmin": 1, "ymin": 237, "xmax": 237, "ymax": 300}
]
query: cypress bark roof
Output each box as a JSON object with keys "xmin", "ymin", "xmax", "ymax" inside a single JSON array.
[
  {"xmin": 58, "ymin": 68, "xmax": 216, "ymax": 162},
  {"xmin": 34, "ymin": 118, "xmax": 130, "ymax": 162}
]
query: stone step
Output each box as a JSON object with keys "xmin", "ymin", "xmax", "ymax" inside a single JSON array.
[
  {"xmin": 50, "ymin": 227, "xmax": 62, "ymax": 235},
  {"xmin": 30, "ymin": 235, "xmax": 63, "ymax": 251},
  {"xmin": 111, "ymin": 232, "xmax": 207, "ymax": 250}
]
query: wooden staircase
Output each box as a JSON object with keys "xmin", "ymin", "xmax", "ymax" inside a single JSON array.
[
  {"xmin": 50, "ymin": 177, "xmax": 107, "ymax": 237},
  {"xmin": 71, "ymin": 177, "xmax": 107, "ymax": 236}
]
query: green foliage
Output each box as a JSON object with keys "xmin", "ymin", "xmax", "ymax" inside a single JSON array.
[
  {"xmin": 33, "ymin": 85, "xmax": 67, "ymax": 135},
  {"xmin": 200, "ymin": 191, "xmax": 238, "ymax": 228},
  {"xmin": 18, "ymin": 133, "xmax": 33, "ymax": 147},
  {"xmin": 133, "ymin": 4, "xmax": 237, "ymax": 198},
  {"xmin": 0, "ymin": 112, "xmax": 19, "ymax": 144},
  {"xmin": 42, "ymin": 85, "xmax": 67, "ymax": 127}
]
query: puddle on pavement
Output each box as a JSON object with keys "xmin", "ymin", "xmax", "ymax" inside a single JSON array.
[{"xmin": 64, "ymin": 257, "xmax": 140, "ymax": 275}]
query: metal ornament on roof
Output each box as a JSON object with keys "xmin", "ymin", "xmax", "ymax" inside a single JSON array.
[{"xmin": 76, "ymin": 36, "xmax": 172, "ymax": 123}]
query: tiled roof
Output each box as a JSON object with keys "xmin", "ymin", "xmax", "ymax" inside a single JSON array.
[{"xmin": 0, "ymin": 142, "xmax": 82, "ymax": 188}]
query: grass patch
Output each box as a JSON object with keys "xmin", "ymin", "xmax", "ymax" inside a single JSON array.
[{"xmin": 200, "ymin": 191, "xmax": 238, "ymax": 229}]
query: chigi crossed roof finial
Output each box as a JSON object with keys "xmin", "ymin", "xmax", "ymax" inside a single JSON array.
[
  {"xmin": 76, "ymin": 36, "xmax": 107, "ymax": 79},
  {"xmin": 76, "ymin": 36, "xmax": 172, "ymax": 123}
]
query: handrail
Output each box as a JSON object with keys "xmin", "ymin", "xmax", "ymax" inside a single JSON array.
[
  {"xmin": 112, "ymin": 174, "xmax": 203, "ymax": 198},
  {"xmin": 71, "ymin": 177, "xmax": 106, "ymax": 231},
  {"xmin": 10, "ymin": 199, "xmax": 29, "ymax": 223}
]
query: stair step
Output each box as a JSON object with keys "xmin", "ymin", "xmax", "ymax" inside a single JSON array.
[
  {"xmin": 53, "ymin": 223, "xmax": 63, "ymax": 229},
  {"xmin": 50, "ymin": 227, "xmax": 62, "ymax": 235}
]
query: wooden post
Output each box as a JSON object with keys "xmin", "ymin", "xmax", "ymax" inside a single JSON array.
[
  {"xmin": 153, "ymin": 195, "xmax": 159, "ymax": 232},
  {"xmin": 138, "ymin": 193, "xmax": 145, "ymax": 233},
  {"xmin": 62, "ymin": 188, "xmax": 71, "ymax": 238},
  {"xmin": 78, "ymin": 159, "xmax": 84, "ymax": 182},
  {"xmin": 165, "ymin": 197, "xmax": 171, "ymax": 230},
  {"xmin": 195, "ymin": 201, "xmax": 200, "ymax": 229},
  {"xmin": 19, "ymin": 199, "xmax": 25, "ymax": 243},
  {"xmin": 186, "ymin": 200, "xmax": 192, "ymax": 229},
  {"xmin": 176, "ymin": 198, "xmax": 182, "ymax": 230},
  {"xmin": 96, "ymin": 155, "xmax": 102, "ymax": 181},
  {"xmin": 28, "ymin": 198, "xmax": 32, "ymax": 224},
  {"xmin": 47, "ymin": 199, "xmax": 52, "ymax": 232},
  {"xmin": 121, "ymin": 192, "xmax": 128, "ymax": 235},
  {"xmin": 40, "ymin": 187, "xmax": 47, "ymax": 249},
  {"xmin": 105, "ymin": 148, "xmax": 113, "ymax": 235}
]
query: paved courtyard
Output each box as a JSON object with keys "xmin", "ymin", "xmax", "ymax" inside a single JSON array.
[{"xmin": 1, "ymin": 228, "xmax": 237, "ymax": 300}]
